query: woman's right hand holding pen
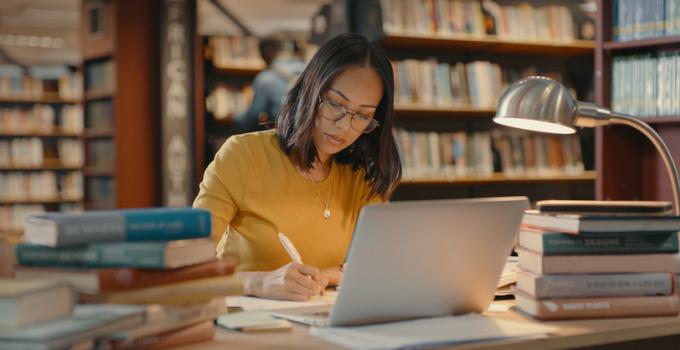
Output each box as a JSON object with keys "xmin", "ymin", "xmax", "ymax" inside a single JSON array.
[{"xmin": 247, "ymin": 263, "xmax": 323, "ymax": 301}]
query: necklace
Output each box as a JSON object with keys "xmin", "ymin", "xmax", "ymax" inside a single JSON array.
[{"xmin": 304, "ymin": 164, "xmax": 334, "ymax": 219}]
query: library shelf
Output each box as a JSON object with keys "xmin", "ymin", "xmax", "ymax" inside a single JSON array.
[
  {"xmin": 0, "ymin": 198, "xmax": 83, "ymax": 205},
  {"xmin": 603, "ymin": 36, "xmax": 680, "ymax": 51},
  {"xmin": 212, "ymin": 65, "xmax": 264, "ymax": 75},
  {"xmin": 380, "ymin": 34, "xmax": 595, "ymax": 56},
  {"xmin": 398, "ymin": 171, "xmax": 596, "ymax": 186},
  {"xmin": 0, "ymin": 95, "xmax": 80, "ymax": 105},
  {"xmin": 0, "ymin": 130, "xmax": 82, "ymax": 138},
  {"xmin": 0, "ymin": 163, "xmax": 81, "ymax": 171},
  {"xmin": 394, "ymin": 105, "xmax": 496, "ymax": 118}
]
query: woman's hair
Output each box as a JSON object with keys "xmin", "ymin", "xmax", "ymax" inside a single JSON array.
[{"xmin": 277, "ymin": 33, "xmax": 401, "ymax": 200}]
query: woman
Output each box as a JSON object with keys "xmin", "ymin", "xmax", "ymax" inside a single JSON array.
[{"xmin": 193, "ymin": 33, "xmax": 401, "ymax": 301}]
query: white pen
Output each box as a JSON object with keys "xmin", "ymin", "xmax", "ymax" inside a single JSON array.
[{"xmin": 278, "ymin": 232, "xmax": 303, "ymax": 264}]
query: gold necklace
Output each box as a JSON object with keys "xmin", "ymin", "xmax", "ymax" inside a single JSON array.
[{"xmin": 304, "ymin": 164, "xmax": 334, "ymax": 219}]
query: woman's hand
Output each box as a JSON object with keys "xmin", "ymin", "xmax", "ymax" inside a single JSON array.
[
  {"xmin": 317, "ymin": 266, "xmax": 344, "ymax": 294},
  {"xmin": 246, "ymin": 263, "xmax": 322, "ymax": 301}
]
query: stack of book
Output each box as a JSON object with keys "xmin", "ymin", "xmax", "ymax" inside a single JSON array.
[
  {"xmin": 514, "ymin": 200, "xmax": 680, "ymax": 320},
  {"xmin": 14, "ymin": 207, "xmax": 242, "ymax": 349},
  {"xmin": 0, "ymin": 278, "xmax": 146, "ymax": 349}
]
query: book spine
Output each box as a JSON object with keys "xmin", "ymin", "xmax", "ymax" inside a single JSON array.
[
  {"xmin": 536, "ymin": 231, "xmax": 679, "ymax": 255},
  {"xmin": 56, "ymin": 208, "xmax": 211, "ymax": 246},
  {"xmin": 97, "ymin": 259, "xmax": 235, "ymax": 291},
  {"xmin": 520, "ymin": 272, "xmax": 674, "ymax": 298},
  {"xmin": 516, "ymin": 294, "xmax": 679, "ymax": 320},
  {"xmin": 16, "ymin": 242, "xmax": 167, "ymax": 268}
]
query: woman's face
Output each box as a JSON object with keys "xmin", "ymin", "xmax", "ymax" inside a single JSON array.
[{"xmin": 311, "ymin": 65, "xmax": 383, "ymax": 161}]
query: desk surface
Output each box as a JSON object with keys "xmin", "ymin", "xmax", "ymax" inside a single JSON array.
[{"xmin": 172, "ymin": 301, "xmax": 680, "ymax": 350}]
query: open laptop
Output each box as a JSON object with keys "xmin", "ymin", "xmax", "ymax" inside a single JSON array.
[{"xmin": 271, "ymin": 196, "xmax": 528, "ymax": 327}]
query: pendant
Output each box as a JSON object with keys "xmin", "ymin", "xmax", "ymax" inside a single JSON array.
[{"xmin": 323, "ymin": 207, "xmax": 331, "ymax": 219}]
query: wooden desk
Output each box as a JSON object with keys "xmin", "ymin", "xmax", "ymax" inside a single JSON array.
[{"xmin": 172, "ymin": 302, "xmax": 680, "ymax": 350}]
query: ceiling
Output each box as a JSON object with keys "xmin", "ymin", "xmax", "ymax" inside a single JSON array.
[{"xmin": 0, "ymin": 0, "xmax": 325, "ymax": 67}]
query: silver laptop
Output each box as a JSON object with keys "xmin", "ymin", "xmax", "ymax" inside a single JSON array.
[{"xmin": 272, "ymin": 196, "xmax": 528, "ymax": 327}]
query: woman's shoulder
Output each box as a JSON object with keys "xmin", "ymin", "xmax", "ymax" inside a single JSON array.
[{"xmin": 221, "ymin": 130, "xmax": 279, "ymax": 154}]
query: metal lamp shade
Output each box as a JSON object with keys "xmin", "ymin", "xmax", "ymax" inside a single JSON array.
[{"xmin": 493, "ymin": 76, "xmax": 577, "ymax": 134}]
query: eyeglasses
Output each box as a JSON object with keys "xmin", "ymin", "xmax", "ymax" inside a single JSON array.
[{"xmin": 317, "ymin": 97, "xmax": 380, "ymax": 134}]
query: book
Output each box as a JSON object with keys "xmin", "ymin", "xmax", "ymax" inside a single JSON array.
[
  {"xmin": 0, "ymin": 278, "xmax": 73, "ymax": 328},
  {"xmin": 80, "ymin": 275, "xmax": 244, "ymax": 305},
  {"xmin": 514, "ymin": 291, "xmax": 680, "ymax": 320},
  {"xmin": 16, "ymin": 238, "xmax": 215, "ymax": 269},
  {"xmin": 23, "ymin": 207, "xmax": 211, "ymax": 247},
  {"xmin": 15, "ymin": 259, "xmax": 235, "ymax": 294},
  {"xmin": 522, "ymin": 210, "xmax": 680, "ymax": 235},
  {"xmin": 536, "ymin": 200, "xmax": 674, "ymax": 215},
  {"xmin": 518, "ymin": 227, "xmax": 679, "ymax": 255},
  {"xmin": 517, "ymin": 248, "xmax": 678, "ymax": 275},
  {"xmin": 0, "ymin": 304, "xmax": 145, "ymax": 350},
  {"xmin": 112, "ymin": 298, "xmax": 225, "ymax": 341},
  {"xmin": 216, "ymin": 311, "xmax": 293, "ymax": 333},
  {"xmin": 516, "ymin": 270, "xmax": 674, "ymax": 299},
  {"xmin": 109, "ymin": 320, "xmax": 215, "ymax": 350}
]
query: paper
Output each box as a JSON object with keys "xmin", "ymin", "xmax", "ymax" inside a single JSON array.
[
  {"xmin": 487, "ymin": 303, "xmax": 511, "ymax": 313},
  {"xmin": 310, "ymin": 313, "xmax": 556, "ymax": 350},
  {"xmin": 225, "ymin": 291, "xmax": 337, "ymax": 311},
  {"xmin": 217, "ymin": 311, "xmax": 285, "ymax": 329}
]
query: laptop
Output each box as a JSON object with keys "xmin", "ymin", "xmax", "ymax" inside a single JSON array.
[{"xmin": 272, "ymin": 196, "xmax": 529, "ymax": 327}]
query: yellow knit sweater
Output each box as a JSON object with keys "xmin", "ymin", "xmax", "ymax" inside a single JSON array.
[{"xmin": 193, "ymin": 130, "xmax": 380, "ymax": 271}]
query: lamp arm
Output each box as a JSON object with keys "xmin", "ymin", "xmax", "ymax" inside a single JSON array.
[{"xmin": 606, "ymin": 113, "xmax": 680, "ymax": 215}]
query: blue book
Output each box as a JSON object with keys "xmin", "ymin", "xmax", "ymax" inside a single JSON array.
[
  {"xmin": 16, "ymin": 238, "xmax": 215, "ymax": 269},
  {"xmin": 24, "ymin": 207, "xmax": 211, "ymax": 247}
]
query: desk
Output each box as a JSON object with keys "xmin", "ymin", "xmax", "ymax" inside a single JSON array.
[{"xmin": 171, "ymin": 301, "xmax": 680, "ymax": 350}]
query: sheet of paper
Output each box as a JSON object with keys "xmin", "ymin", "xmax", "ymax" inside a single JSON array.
[
  {"xmin": 225, "ymin": 291, "xmax": 338, "ymax": 311},
  {"xmin": 310, "ymin": 313, "xmax": 556, "ymax": 350},
  {"xmin": 216, "ymin": 311, "xmax": 282, "ymax": 329}
]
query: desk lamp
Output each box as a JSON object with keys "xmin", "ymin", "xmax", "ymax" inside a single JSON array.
[{"xmin": 493, "ymin": 76, "xmax": 680, "ymax": 215}]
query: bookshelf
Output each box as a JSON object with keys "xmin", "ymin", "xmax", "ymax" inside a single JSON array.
[
  {"xmin": 0, "ymin": 67, "xmax": 84, "ymax": 233},
  {"xmin": 79, "ymin": 0, "xmax": 159, "ymax": 210},
  {"xmin": 595, "ymin": 0, "xmax": 680, "ymax": 202},
  {"xmin": 363, "ymin": 0, "xmax": 597, "ymax": 202}
]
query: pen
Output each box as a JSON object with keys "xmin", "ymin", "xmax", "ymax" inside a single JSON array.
[{"xmin": 278, "ymin": 232, "xmax": 303, "ymax": 264}]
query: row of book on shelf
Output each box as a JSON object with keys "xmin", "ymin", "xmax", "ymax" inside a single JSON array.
[
  {"xmin": 87, "ymin": 177, "xmax": 116, "ymax": 210},
  {"xmin": 1, "ymin": 207, "xmax": 241, "ymax": 349},
  {"xmin": 0, "ymin": 105, "xmax": 83, "ymax": 134},
  {"xmin": 0, "ymin": 138, "xmax": 83, "ymax": 167},
  {"xmin": 207, "ymin": 36, "xmax": 265, "ymax": 69},
  {"xmin": 0, "ymin": 204, "xmax": 82, "ymax": 232},
  {"xmin": 380, "ymin": 0, "xmax": 581, "ymax": 42},
  {"xmin": 0, "ymin": 171, "xmax": 83, "ymax": 202},
  {"xmin": 612, "ymin": 0, "xmax": 680, "ymax": 42},
  {"xmin": 206, "ymin": 84, "xmax": 254, "ymax": 121},
  {"xmin": 393, "ymin": 128, "xmax": 584, "ymax": 180},
  {"xmin": 612, "ymin": 51, "xmax": 680, "ymax": 118},
  {"xmin": 392, "ymin": 59, "xmax": 571, "ymax": 110},
  {"xmin": 513, "ymin": 200, "xmax": 680, "ymax": 319},
  {"xmin": 0, "ymin": 65, "xmax": 82, "ymax": 101},
  {"xmin": 85, "ymin": 60, "xmax": 115, "ymax": 94}
]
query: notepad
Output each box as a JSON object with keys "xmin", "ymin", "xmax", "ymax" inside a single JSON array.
[
  {"xmin": 310, "ymin": 313, "xmax": 557, "ymax": 350},
  {"xmin": 216, "ymin": 311, "xmax": 292, "ymax": 333},
  {"xmin": 225, "ymin": 291, "xmax": 338, "ymax": 311}
]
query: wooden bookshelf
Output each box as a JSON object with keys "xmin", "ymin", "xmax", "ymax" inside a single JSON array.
[
  {"xmin": 212, "ymin": 65, "xmax": 264, "ymax": 75},
  {"xmin": 603, "ymin": 35, "xmax": 680, "ymax": 51},
  {"xmin": 0, "ymin": 96, "xmax": 80, "ymax": 105},
  {"xmin": 80, "ymin": 0, "xmax": 159, "ymax": 209},
  {"xmin": 595, "ymin": 0, "xmax": 680, "ymax": 202},
  {"xmin": 0, "ymin": 198, "xmax": 83, "ymax": 205},
  {"xmin": 0, "ymin": 162, "xmax": 81, "ymax": 171},
  {"xmin": 394, "ymin": 105, "xmax": 496, "ymax": 118},
  {"xmin": 381, "ymin": 34, "xmax": 595, "ymax": 56},
  {"xmin": 399, "ymin": 171, "xmax": 596, "ymax": 186},
  {"xmin": 0, "ymin": 130, "xmax": 81, "ymax": 138}
]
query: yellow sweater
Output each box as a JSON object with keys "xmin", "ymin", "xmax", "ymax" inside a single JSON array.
[{"xmin": 193, "ymin": 130, "xmax": 380, "ymax": 271}]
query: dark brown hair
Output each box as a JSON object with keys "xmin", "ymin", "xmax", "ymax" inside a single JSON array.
[{"xmin": 277, "ymin": 33, "xmax": 401, "ymax": 199}]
